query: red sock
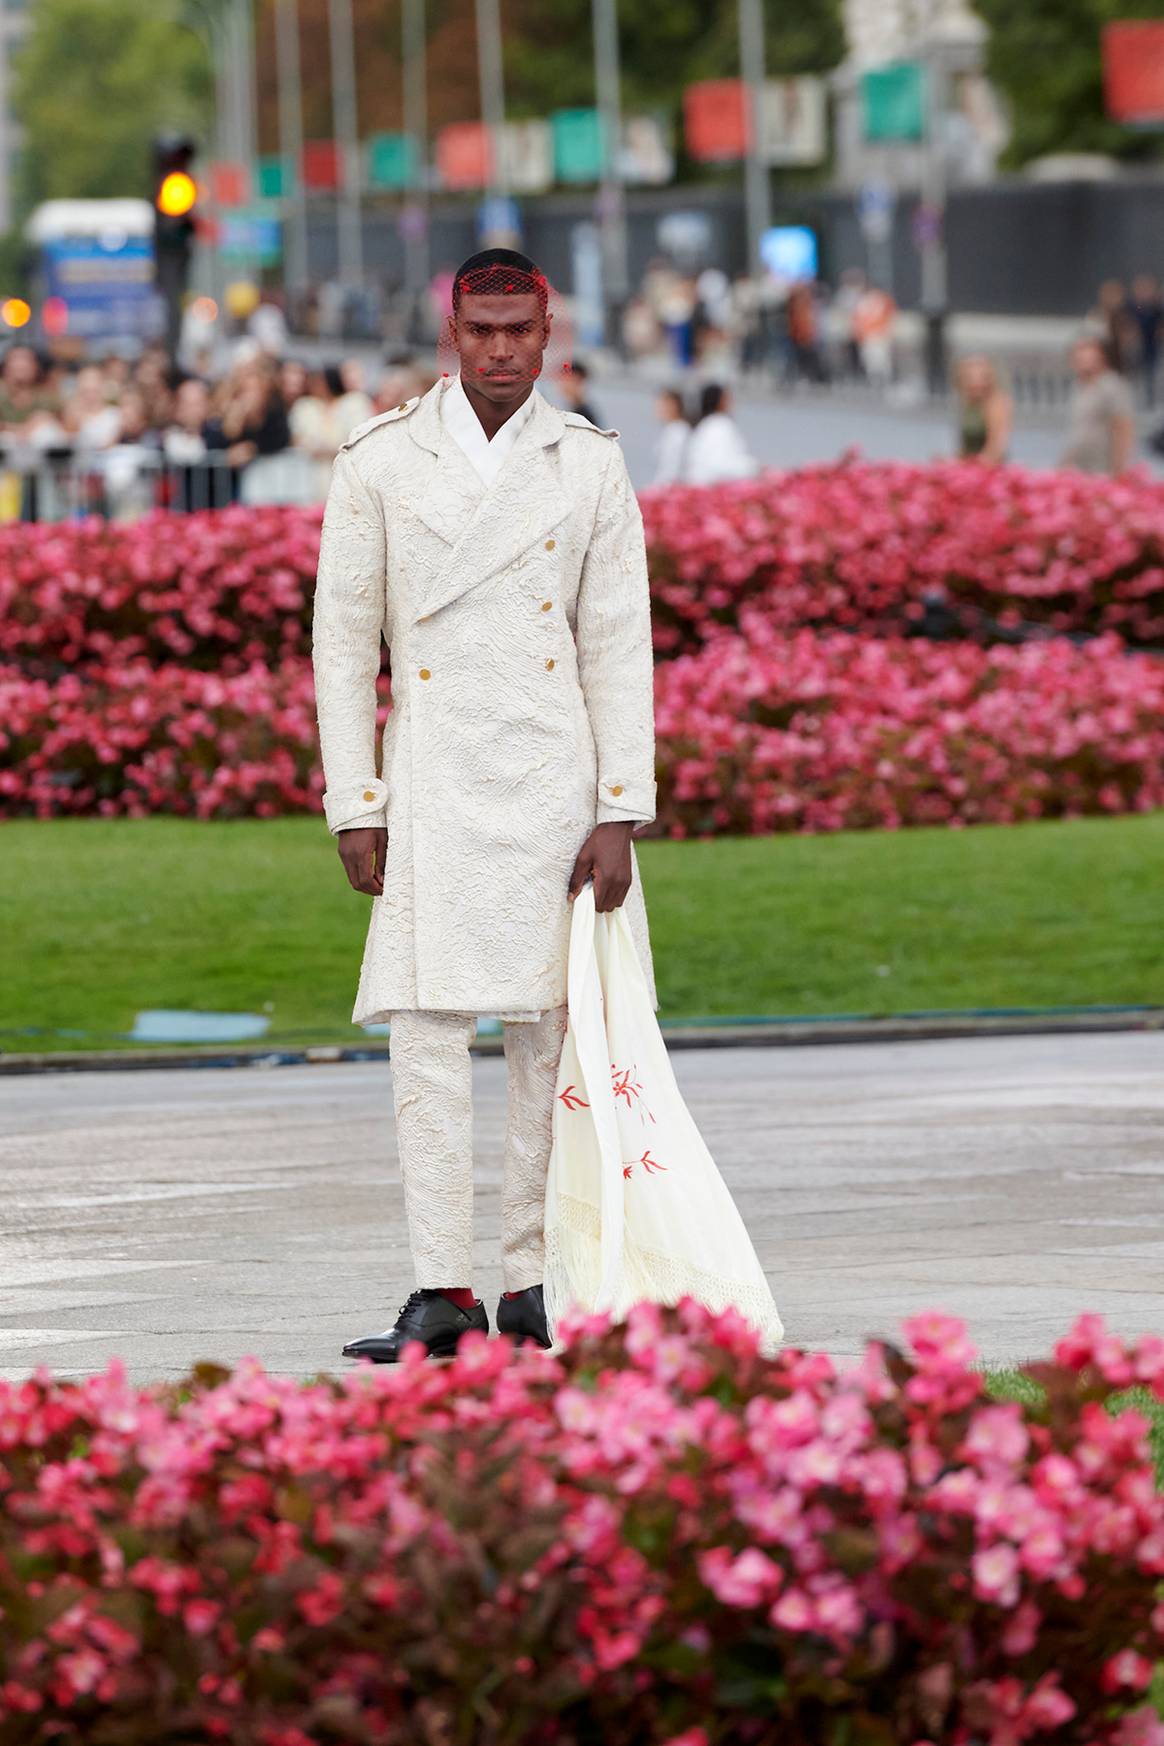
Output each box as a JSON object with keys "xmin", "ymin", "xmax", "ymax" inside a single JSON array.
[
  {"xmin": 440, "ymin": 1287, "xmax": 479, "ymax": 1310},
  {"xmin": 502, "ymin": 1287, "xmax": 539, "ymax": 1299}
]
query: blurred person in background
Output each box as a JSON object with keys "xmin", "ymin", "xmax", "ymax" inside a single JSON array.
[
  {"xmin": 620, "ymin": 292, "xmax": 660, "ymax": 361},
  {"xmin": 683, "ymin": 382, "xmax": 757, "ymax": 485},
  {"xmin": 161, "ymin": 377, "xmax": 227, "ymax": 512},
  {"xmin": 290, "ymin": 362, "xmax": 373, "ymax": 497},
  {"xmin": 787, "ymin": 280, "xmax": 827, "ymax": 383},
  {"xmin": 0, "ymin": 344, "xmax": 60, "ymax": 433},
  {"xmin": 833, "ymin": 268, "xmax": 867, "ymax": 380},
  {"xmin": 853, "ymin": 283, "xmax": 896, "ymax": 387},
  {"xmin": 954, "ymin": 355, "xmax": 1013, "ymax": 463},
  {"xmin": 374, "ymin": 349, "xmax": 433, "ymax": 413},
  {"xmin": 278, "ymin": 358, "xmax": 311, "ymax": 413},
  {"xmin": 98, "ymin": 385, "xmax": 163, "ymax": 521},
  {"xmin": 248, "ymin": 293, "xmax": 289, "ymax": 358},
  {"xmin": 657, "ymin": 271, "xmax": 698, "ymax": 368},
  {"xmin": 1128, "ymin": 274, "xmax": 1163, "ymax": 408},
  {"xmin": 558, "ymin": 357, "xmax": 603, "ymax": 427},
  {"xmin": 651, "ymin": 385, "xmax": 691, "ymax": 486},
  {"xmin": 60, "ymin": 364, "xmax": 120, "ymax": 451},
  {"xmin": 1060, "ymin": 335, "xmax": 1136, "ymax": 477},
  {"xmin": 204, "ymin": 354, "xmax": 292, "ymax": 503},
  {"xmin": 1090, "ymin": 280, "xmax": 1139, "ymax": 378},
  {"xmin": 132, "ymin": 345, "xmax": 174, "ymax": 428}
]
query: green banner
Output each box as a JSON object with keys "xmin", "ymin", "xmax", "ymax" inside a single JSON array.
[
  {"xmin": 861, "ymin": 62, "xmax": 926, "ymax": 142},
  {"xmin": 256, "ymin": 155, "xmax": 290, "ymax": 200},
  {"xmin": 367, "ymin": 133, "xmax": 416, "ymax": 190},
  {"xmin": 551, "ymin": 108, "xmax": 604, "ymax": 182}
]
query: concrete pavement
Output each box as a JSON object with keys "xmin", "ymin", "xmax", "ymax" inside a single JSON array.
[{"xmin": 2, "ymin": 1030, "xmax": 1162, "ymax": 1386}]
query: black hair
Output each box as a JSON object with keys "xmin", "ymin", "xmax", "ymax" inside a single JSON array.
[
  {"xmin": 322, "ymin": 363, "xmax": 346, "ymax": 398},
  {"xmin": 567, "ymin": 356, "xmax": 590, "ymax": 381},
  {"xmin": 660, "ymin": 384, "xmax": 689, "ymax": 421},
  {"xmin": 452, "ymin": 248, "xmax": 548, "ymax": 315},
  {"xmin": 698, "ymin": 382, "xmax": 728, "ymax": 420}
]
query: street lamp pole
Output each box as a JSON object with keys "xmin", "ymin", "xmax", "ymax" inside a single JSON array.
[
  {"xmin": 402, "ymin": 0, "xmax": 430, "ymax": 297},
  {"xmin": 328, "ymin": 0, "xmax": 364, "ymax": 287},
  {"xmin": 475, "ymin": 0, "xmax": 507, "ymax": 203},
  {"xmin": 592, "ymin": 0, "xmax": 627, "ymax": 347},
  {"xmin": 738, "ymin": 0, "xmax": 770, "ymax": 277},
  {"xmin": 275, "ymin": 0, "xmax": 309, "ymax": 298}
]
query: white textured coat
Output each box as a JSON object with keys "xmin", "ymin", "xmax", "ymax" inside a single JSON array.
[{"xmin": 311, "ymin": 376, "xmax": 658, "ymax": 1024}]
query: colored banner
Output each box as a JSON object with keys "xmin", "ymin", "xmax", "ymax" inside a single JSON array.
[
  {"xmin": 302, "ymin": 140, "xmax": 341, "ymax": 191},
  {"xmin": 683, "ymin": 80, "xmax": 749, "ymax": 162},
  {"xmin": 1103, "ymin": 21, "xmax": 1164, "ymax": 125},
  {"xmin": 435, "ymin": 122, "xmax": 491, "ymax": 190},
  {"xmin": 209, "ymin": 161, "xmax": 249, "ymax": 208},
  {"xmin": 861, "ymin": 62, "xmax": 926, "ymax": 142},
  {"xmin": 618, "ymin": 114, "xmax": 674, "ymax": 185},
  {"xmin": 256, "ymin": 156, "xmax": 289, "ymax": 200},
  {"xmin": 551, "ymin": 107, "xmax": 604, "ymax": 182},
  {"xmin": 759, "ymin": 77, "xmax": 826, "ymax": 165},
  {"xmin": 220, "ymin": 208, "xmax": 282, "ymax": 266},
  {"xmin": 497, "ymin": 120, "xmax": 553, "ymax": 192},
  {"xmin": 367, "ymin": 133, "xmax": 416, "ymax": 190}
]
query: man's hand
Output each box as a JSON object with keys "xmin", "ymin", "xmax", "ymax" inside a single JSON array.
[
  {"xmin": 567, "ymin": 821, "xmax": 634, "ymax": 913},
  {"xmin": 338, "ymin": 827, "xmax": 387, "ymax": 896}
]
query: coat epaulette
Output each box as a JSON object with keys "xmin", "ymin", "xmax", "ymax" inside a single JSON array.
[
  {"xmin": 562, "ymin": 410, "xmax": 621, "ymax": 439},
  {"xmin": 340, "ymin": 397, "xmax": 421, "ymax": 451}
]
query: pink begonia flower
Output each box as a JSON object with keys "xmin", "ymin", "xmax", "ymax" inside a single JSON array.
[
  {"xmin": 1101, "ymin": 1650, "xmax": 1155, "ymax": 1694},
  {"xmin": 971, "ymin": 1542, "xmax": 1021, "ymax": 1607}
]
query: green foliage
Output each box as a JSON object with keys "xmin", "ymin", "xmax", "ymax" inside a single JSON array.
[
  {"xmin": 505, "ymin": 0, "xmax": 845, "ymax": 119},
  {"xmin": 976, "ymin": 0, "xmax": 1164, "ymax": 167},
  {"xmin": 9, "ymin": 0, "xmax": 213, "ymax": 216}
]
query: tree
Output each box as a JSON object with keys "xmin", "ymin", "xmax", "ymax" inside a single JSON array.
[
  {"xmin": 10, "ymin": 0, "xmax": 212, "ymax": 216},
  {"xmin": 976, "ymin": 0, "xmax": 1164, "ymax": 166}
]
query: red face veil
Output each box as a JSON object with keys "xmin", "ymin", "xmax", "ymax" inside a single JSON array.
[{"xmin": 436, "ymin": 256, "xmax": 576, "ymax": 402}]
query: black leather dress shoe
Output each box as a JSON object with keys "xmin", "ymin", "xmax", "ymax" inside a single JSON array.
[
  {"xmin": 342, "ymin": 1288, "xmax": 489, "ymax": 1362},
  {"xmin": 496, "ymin": 1282, "xmax": 552, "ymax": 1349}
]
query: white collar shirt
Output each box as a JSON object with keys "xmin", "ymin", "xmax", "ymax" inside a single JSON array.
[{"xmin": 440, "ymin": 371, "xmax": 538, "ymax": 489}]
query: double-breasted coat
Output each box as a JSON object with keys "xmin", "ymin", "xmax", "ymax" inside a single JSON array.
[{"xmin": 310, "ymin": 375, "xmax": 658, "ymax": 1025}]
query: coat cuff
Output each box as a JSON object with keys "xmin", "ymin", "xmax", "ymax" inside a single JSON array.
[
  {"xmin": 323, "ymin": 777, "xmax": 388, "ymax": 834},
  {"xmin": 595, "ymin": 778, "xmax": 656, "ymax": 831}
]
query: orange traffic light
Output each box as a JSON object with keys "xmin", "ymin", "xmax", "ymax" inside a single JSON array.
[
  {"xmin": 1, "ymin": 298, "xmax": 31, "ymax": 328},
  {"xmin": 158, "ymin": 171, "xmax": 197, "ymax": 217}
]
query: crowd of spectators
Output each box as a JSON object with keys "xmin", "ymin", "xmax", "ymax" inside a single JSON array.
[{"xmin": 0, "ymin": 338, "xmax": 437, "ymax": 519}]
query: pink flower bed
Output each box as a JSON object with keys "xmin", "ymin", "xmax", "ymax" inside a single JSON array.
[
  {"xmin": 1, "ymin": 1304, "xmax": 1162, "ymax": 1744},
  {"xmin": 5, "ymin": 629, "xmax": 1162, "ymax": 832},
  {"xmin": 654, "ymin": 618, "xmax": 1164, "ymax": 835},
  {"xmin": 642, "ymin": 462, "xmax": 1164, "ymax": 654},
  {"xmin": 3, "ymin": 464, "xmax": 1164, "ymax": 677}
]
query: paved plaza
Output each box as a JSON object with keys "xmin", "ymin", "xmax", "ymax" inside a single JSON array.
[{"xmin": 2, "ymin": 1030, "xmax": 1162, "ymax": 1385}]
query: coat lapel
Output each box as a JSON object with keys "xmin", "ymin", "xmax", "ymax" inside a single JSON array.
[{"xmin": 406, "ymin": 382, "xmax": 573, "ymax": 628}]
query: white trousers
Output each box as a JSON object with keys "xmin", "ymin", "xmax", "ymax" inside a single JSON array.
[{"xmin": 386, "ymin": 1004, "xmax": 569, "ymax": 1292}]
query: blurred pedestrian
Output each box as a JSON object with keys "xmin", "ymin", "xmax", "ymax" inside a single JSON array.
[
  {"xmin": 853, "ymin": 283, "xmax": 896, "ymax": 387},
  {"xmin": 1060, "ymin": 336, "xmax": 1136, "ymax": 476},
  {"xmin": 651, "ymin": 386, "xmax": 691, "ymax": 486},
  {"xmin": 558, "ymin": 358, "xmax": 603, "ymax": 427},
  {"xmin": 278, "ymin": 358, "xmax": 311, "ymax": 413},
  {"xmin": 954, "ymin": 355, "xmax": 1013, "ymax": 463},
  {"xmin": 684, "ymin": 383, "xmax": 757, "ymax": 485},
  {"xmin": 0, "ymin": 344, "xmax": 60, "ymax": 433},
  {"xmin": 787, "ymin": 281, "xmax": 827, "ymax": 383},
  {"xmin": 290, "ymin": 362, "xmax": 373, "ymax": 497},
  {"xmin": 1091, "ymin": 280, "xmax": 1138, "ymax": 377},
  {"xmin": 60, "ymin": 364, "xmax": 120, "ymax": 451},
  {"xmin": 1128, "ymin": 273, "xmax": 1163, "ymax": 408},
  {"xmin": 161, "ymin": 377, "xmax": 229, "ymax": 512}
]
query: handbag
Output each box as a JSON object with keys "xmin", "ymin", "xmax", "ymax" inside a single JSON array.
[{"xmin": 543, "ymin": 880, "xmax": 785, "ymax": 1358}]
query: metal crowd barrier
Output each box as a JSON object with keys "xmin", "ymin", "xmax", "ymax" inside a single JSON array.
[{"xmin": 0, "ymin": 446, "xmax": 326, "ymax": 523}]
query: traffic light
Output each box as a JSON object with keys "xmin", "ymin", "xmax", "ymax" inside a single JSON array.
[{"xmin": 152, "ymin": 133, "xmax": 198, "ymax": 358}]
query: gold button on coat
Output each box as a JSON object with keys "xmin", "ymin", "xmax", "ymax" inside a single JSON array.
[
  {"xmin": 363, "ymin": 790, "xmax": 376, "ymax": 802},
  {"xmin": 545, "ymin": 538, "xmax": 556, "ymax": 550},
  {"xmin": 541, "ymin": 600, "xmax": 552, "ymax": 611},
  {"xmin": 611, "ymin": 785, "xmax": 623, "ymax": 795},
  {"xmin": 545, "ymin": 658, "xmax": 555, "ymax": 670},
  {"xmin": 419, "ymin": 667, "xmax": 431, "ymax": 680},
  {"xmin": 397, "ymin": 402, "xmax": 409, "ymax": 411}
]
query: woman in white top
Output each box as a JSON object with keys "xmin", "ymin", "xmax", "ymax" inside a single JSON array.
[
  {"xmin": 683, "ymin": 382, "xmax": 758, "ymax": 486},
  {"xmin": 290, "ymin": 363, "xmax": 374, "ymax": 498},
  {"xmin": 651, "ymin": 386, "xmax": 691, "ymax": 487}
]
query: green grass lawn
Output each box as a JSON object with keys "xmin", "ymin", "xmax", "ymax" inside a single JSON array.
[{"xmin": 2, "ymin": 811, "xmax": 1163, "ymax": 1053}]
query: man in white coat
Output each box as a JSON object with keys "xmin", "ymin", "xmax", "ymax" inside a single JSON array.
[{"xmin": 311, "ymin": 250, "xmax": 658, "ymax": 1361}]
